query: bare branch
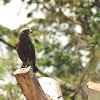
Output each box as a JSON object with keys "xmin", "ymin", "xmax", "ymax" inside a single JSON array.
[
  {"xmin": 0, "ymin": 38, "xmax": 15, "ymax": 49},
  {"xmin": 70, "ymin": 56, "xmax": 94, "ymax": 99},
  {"xmin": 38, "ymin": 67, "xmax": 88, "ymax": 99},
  {"xmin": 38, "ymin": 67, "xmax": 76, "ymax": 92}
]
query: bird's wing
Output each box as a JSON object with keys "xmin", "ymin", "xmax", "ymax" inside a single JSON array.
[{"xmin": 28, "ymin": 40, "xmax": 36, "ymax": 59}]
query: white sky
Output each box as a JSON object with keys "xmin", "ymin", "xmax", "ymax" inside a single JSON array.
[
  {"xmin": 0, "ymin": 0, "xmax": 81, "ymax": 32},
  {"xmin": 0, "ymin": 0, "xmax": 31, "ymax": 29}
]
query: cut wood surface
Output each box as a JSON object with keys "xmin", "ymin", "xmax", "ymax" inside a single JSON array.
[
  {"xmin": 14, "ymin": 66, "xmax": 63, "ymax": 100},
  {"xmin": 87, "ymin": 81, "xmax": 100, "ymax": 100},
  {"xmin": 38, "ymin": 77, "xmax": 63, "ymax": 100},
  {"xmin": 14, "ymin": 66, "xmax": 45, "ymax": 100}
]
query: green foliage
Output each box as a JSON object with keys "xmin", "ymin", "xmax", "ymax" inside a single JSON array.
[
  {"xmin": 1, "ymin": 0, "xmax": 11, "ymax": 5},
  {"xmin": 0, "ymin": 58, "xmax": 8, "ymax": 79},
  {"xmin": 0, "ymin": 82, "xmax": 22, "ymax": 100},
  {"xmin": 0, "ymin": 0, "xmax": 100, "ymax": 100}
]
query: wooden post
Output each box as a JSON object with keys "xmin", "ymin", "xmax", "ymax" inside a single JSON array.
[
  {"xmin": 14, "ymin": 66, "xmax": 63, "ymax": 100},
  {"xmin": 87, "ymin": 81, "xmax": 100, "ymax": 100},
  {"xmin": 38, "ymin": 77, "xmax": 63, "ymax": 100},
  {"xmin": 14, "ymin": 66, "xmax": 45, "ymax": 100}
]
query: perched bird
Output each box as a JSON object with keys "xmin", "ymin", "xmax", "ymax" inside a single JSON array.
[{"xmin": 16, "ymin": 28, "xmax": 38, "ymax": 73}]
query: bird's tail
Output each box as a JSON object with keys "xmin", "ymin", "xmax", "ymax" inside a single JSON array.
[{"xmin": 33, "ymin": 65, "xmax": 38, "ymax": 73}]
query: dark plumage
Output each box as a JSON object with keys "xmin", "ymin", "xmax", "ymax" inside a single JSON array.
[{"xmin": 16, "ymin": 28, "xmax": 38, "ymax": 73}]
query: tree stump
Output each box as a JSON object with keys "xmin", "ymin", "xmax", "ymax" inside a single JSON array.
[
  {"xmin": 14, "ymin": 66, "xmax": 45, "ymax": 100},
  {"xmin": 14, "ymin": 66, "xmax": 63, "ymax": 100},
  {"xmin": 38, "ymin": 77, "xmax": 63, "ymax": 100},
  {"xmin": 87, "ymin": 81, "xmax": 100, "ymax": 100}
]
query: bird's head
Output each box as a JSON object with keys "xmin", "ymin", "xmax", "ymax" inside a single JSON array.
[{"xmin": 18, "ymin": 28, "xmax": 32, "ymax": 38}]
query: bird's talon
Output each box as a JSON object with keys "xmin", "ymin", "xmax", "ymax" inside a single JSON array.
[
  {"xmin": 21, "ymin": 66, "xmax": 25, "ymax": 68},
  {"xmin": 25, "ymin": 65, "xmax": 28, "ymax": 68}
]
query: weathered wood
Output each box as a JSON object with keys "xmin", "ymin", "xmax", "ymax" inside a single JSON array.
[
  {"xmin": 38, "ymin": 77, "xmax": 63, "ymax": 100},
  {"xmin": 14, "ymin": 66, "xmax": 63, "ymax": 100},
  {"xmin": 14, "ymin": 66, "xmax": 45, "ymax": 100},
  {"xmin": 87, "ymin": 81, "xmax": 100, "ymax": 100}
]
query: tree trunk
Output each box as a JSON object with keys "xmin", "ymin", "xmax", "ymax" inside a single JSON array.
[
  {"xmin": 87, "ymin": 81, "xmax": 100, "ymax": 100},
  {"xmin": 38, "ymin": 77, "xmax": 63, "ymax": 100},
  {"xmin": 14, "ymin": 67, "xmax": 45, "ymax": 100},
  {"xmin": 14, "ymin": 66, "xmax": 63, "ymax": 100}
]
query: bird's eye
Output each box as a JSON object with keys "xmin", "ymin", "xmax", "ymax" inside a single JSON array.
[
  {"xmin": 24, "ymin": 30, "xmax": 28, "ymax": 32},
  {"xmin": 27, "ymin": 30, "xmax": 29, "ymax": 32}
]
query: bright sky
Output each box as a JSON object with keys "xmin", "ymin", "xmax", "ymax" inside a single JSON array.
[
  {"xmin": 0, "ymin": 0, "xmax": 31, "ymax": 29},
  {"xmin": 0, "ymin": 0, "xmax": 81, "ymax": 32}
]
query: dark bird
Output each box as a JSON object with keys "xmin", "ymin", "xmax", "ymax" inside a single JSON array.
[{"xmin": 16, "ymin": 28, "xmax": 38, "ymax": 73}]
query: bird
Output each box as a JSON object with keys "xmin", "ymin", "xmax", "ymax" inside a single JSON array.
[{"xmin": 16, "ymin": 28, "xmax": 38, "ymax": 73}]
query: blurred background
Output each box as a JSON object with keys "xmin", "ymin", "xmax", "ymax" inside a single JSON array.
[{"xmin": 0, "ymin": 0, "xmax": 100, "ymax": 100}]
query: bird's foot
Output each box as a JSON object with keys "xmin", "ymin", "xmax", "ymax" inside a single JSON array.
[
  {"xmin": 21, "ymin": 66, "xmax": 25, "ymax": 68},
  {"xmin": 25, "ymin": 65, "xmax": 29, "ymax": 68}
]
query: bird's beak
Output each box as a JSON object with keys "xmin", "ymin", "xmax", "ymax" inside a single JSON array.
[{"xmin": 29, "ymin": 29, "xmax": 32, "ymax": 33}]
